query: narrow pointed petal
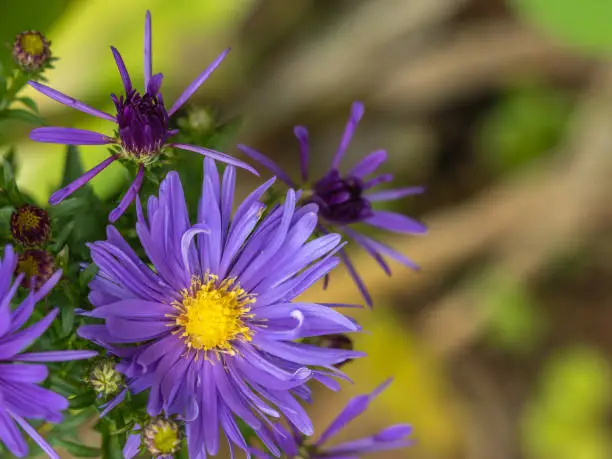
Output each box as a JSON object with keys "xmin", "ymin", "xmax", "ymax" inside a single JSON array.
[
  {"xmin": 12, "ymin": 415, "xmax": 60, "ymax": 459},
  {"xmin": 236, "ymin": 144, "xmax": 293, "ymax": 185},
  {"xmin": 331, "ymin": 101, "xmax": 364, "ymax": 169},
  {"xmin": 147, "ymin": 73, "xmax": 163, "ymax": 97},
  {"xmin": 30, "ymin": 127, "xmax": 114, "ymax": 145},
  {"xmin": 109, "ymin": 164, "xmax": 145, "ymax": 222},
  {"xmin": 338, "ymin": 249, "xmax": 372, "ymax": 307},
  {"xmin": 348, "ymin": 149, "xmax": 387, "ymax": 178},
  {"xmin": 367, "ymin": 186, "xmax": 425, "ymax": 202},
  {"xmin": 16, "ymin": 350, "xmax": 98, "ymax": 362},
  {"xmin": 364, "ymin": 210, "xmax": 427, "ymax": 234},
  {"xmin": 28, "ymin": 81, "xmax": 115, "ymax": 121},
  {"xmin": 49, "ymin": 155, "xmax": 119, "ymax": 205},
  {"xmin": 110, "ymin": 46, "xmax": 132, "ymax": 92},
  {"xmin": 168, "ymin": 48, "xmax": 230, "ymax": 116},
  {"xmin": 171, "ymin": 143, "xmax": 259, "ymax": 176},
  {"xmin": 294, "ymin": 126, "xmax": 309, "ymax": 182},
  {"xmin": 144, "ymin": 10, "xmax": 152, "ymax": 89}
]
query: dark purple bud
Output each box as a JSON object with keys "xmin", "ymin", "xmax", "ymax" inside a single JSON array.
[
  {"xmin": 10, "ymin": 204, "xmax": 51, "ymax": 247},
  {"xmin": 311, "ymin": 170, "xmax": 373, "ymax": 225},
  {"xmin": 15, "ymin": 249, "xmax": 55, "ymax": 289},
  {"xmin": 113, "ymin": 86, "xmax": 170, "ymax": 160}
]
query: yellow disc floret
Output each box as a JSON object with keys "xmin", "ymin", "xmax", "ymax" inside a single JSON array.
[
  {"xmin": 143, "ymin": 418, "xmax": 181, "ymax": 456},
  {"xmin": 173, "ymin": 273, "xmax": 255, "ymax": 356},
  {"xmin": 20, "ymin": 33, "xmax": 46, "ymax": 56}
]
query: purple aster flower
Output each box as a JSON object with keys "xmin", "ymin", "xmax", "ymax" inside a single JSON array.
[
  {"xmin": 78, "ymin": 158, "xmax": 363, "ymax": 458},
  {"xmin": 0, "ymin": 245, "xmax": 97, "ymax": 458},
  {"xmin": 238, "ymin": 101, "xmax": 426, "ymax": 306},
  {"xmin": 29, "ymin": 11, "xmax": 258, "ymax": 223},
  {"xmin": 252, "ymin": 379, "xmax": 413, "ymax": 458}
]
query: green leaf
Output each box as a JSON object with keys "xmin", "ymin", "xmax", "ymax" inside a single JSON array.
[
  {"xmin": 511, "ymin": 0, "xmax": 612, "ymax": 54},
  {"xmin": 69, "ymin": 393, "xmax": 97, "ymax": 410},
  {"xmin": 54, "ymin": 439, "xmax": 101, "ymax": 458},
  {"xmin": 0, "ymin": 108, "xmax": 43, "ymax": 124},
  {"xmin": 62, "ymin": 145, "xmax": 87, "ymax": 187},
  {"xmin": 102, "ymin": 429, "xmax": 124, "ymax": 459},
  {"xmin": 50, "ymin": 220, "xmax": 75, "ymax": 253},
  {"xmin": 16, "ymin": 96, "xmax": 39, "ymax": 113},
  {"xmin": 60, "ymin": 302, "xmax": 75, "ymax": 337},
  {"xmin": 79, "ymin": 263, "xmax": 99, "ymax": 287}
]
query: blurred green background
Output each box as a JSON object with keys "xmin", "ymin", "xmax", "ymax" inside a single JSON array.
[{"xmin": 4, "ymin": 0, "xmax": 612, "ymax": 458}]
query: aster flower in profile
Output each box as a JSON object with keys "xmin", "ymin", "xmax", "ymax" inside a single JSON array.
[
  {"xmin": 79, "ymin": 158, "xmax": 362, "ymax": 457},
  {"xmin": 0, "ymin": 245, "xmax": 97, "ymax": 458},
  {"xmin": 238, "ymin": 101, "xmax": 426, "ymax": 306},
  {"xmin": 252, "ymin": 379, "xmax": 413, "ymax": 458},
  {"xmin": 29, "ymin": 11, "xmax": 257, "ymax": 222}
]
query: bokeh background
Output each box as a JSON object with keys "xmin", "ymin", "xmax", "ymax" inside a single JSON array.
[{"xmin": 3, "ymin": 0, "xmax": 612, "ymax": 458}]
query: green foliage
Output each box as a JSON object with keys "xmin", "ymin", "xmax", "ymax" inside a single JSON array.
[
  {"xmin": 511, "ymin": 0, "xmax": 612, "ymax": 54},
  {"xmin": 477, "ymin": 269, "xmax": 547, "ymax": 354},
  {"xmin": 477, "ymin": 82, "xmax": 572, "ymax": 175},
  {"xmin": 522, "ymin": 347, "xmax": 612, "ymax": 459}
]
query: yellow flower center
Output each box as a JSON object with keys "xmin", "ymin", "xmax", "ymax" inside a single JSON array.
[
  {"xmin": 153, "ymin": 425, "xmax": 180, "ymax": 454},
  {"xmin": 17, "ymin": 254, "xmax": 39, "ymax": 278},
  {"xmin": 20, "ymin": 33, "xmax": 45, "ymax": 56},
  {"xmin": 15, "ymin": 210, "xmax": 41, "ymax": 233},
  {"xmin": 173, "ymin": 274, "xmax": 254, "ymax": 355}
]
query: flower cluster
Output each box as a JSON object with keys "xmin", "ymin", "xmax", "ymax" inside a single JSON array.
[{"xmin": 0, "ymin": 9, "xmax": 425, "ymax": 459}]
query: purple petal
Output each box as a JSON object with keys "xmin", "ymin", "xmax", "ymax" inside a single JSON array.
[
  {"xmin": 294, "ymin": 126, "xmax": 309, "ymax": 182},
  {"xmin": 109, "ymin": 164, "xmax": 145, "ymax": 223},
  {"xmin": 331, "ymin": 101, "xmax": 364, "ymax": 170},
  {"xmin": 168, "ymin": 48, "xmax": 230, "ymax": 116},
  {"xmin": 348, "ymin": 149, "xmax": 387, "ymax": 178},
  {"xmin": 110, "ymin": 46, "xmax": 132, "ymax": 92},
  {"xmin": 344, "ymin": 227, "xmax": 391, "ymax": 276},
  {"xmin": 346, "ymin": 230, "xmax": 419, "ymax": 270},
  {"xmin": 13, "ymin": 415, "xmax": 60, "ymax": 459},
  {"xmin": 170, "ymin": 143, "xmax": 259, "ymax": 176},
  {"xmin": 28, "ymin": 81, "xmax": 115, "ymax": 122},
  {"xmin": 16, "ymin": 350, "xmax": 98, "ymax": 362},
  {"xmin": 144, "ymin": 10, "xmax": 152, "ymax": 89},
  {"xmin": 363, "ymin": 173, "xmax": 393, "ymax": 190},
  {"xmin": 338, "ymin": 248, "xmax": 372, "ymax": 307},
  {"xmin": 49, "ymin": 155, "xmax": 119, "ymax": 205},
  {"xmin": 147, "ymin": 73, "xmax": 163, "ymax": 96},
  {"xmin": 375, "ymin": 425, "xmax": 413, "ymax": 441},
  {"xmin": 364, "ymin": 210, "xmax": 427, "ymax": 234},
  {"xmin": 123, "ymin": 429, "xmax": 141, "ymax": 459},
  {"xmin": 366, "ymin": 186, "xmax": 425, "ymax": 202},
  {"xmin": 0, "ymin": 410, "xmax": 27, "ymax": 457},
  {"xmin": 316, "ymin": 394, "xmax": 371, "ymax": 446},
  {"xmin": 236, "ymin": 144, "xmax": 293, "ymax": 185},
  {"xmin": 30, "ymin": 127, "xmax": 114, "ymax": 145}
]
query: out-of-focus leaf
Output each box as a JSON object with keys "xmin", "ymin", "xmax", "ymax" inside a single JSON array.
[
  {"xmin": 477, "ymin": 269, "xmax": 547, "ymax": 354},
  {"xmin": 102, "ymin": 428, "xmax": 124, "ymax": 459},
  {"xmin": 16, "ymin": 96, "xmax": 39, "ymax": 113},
  {"xmin": 477, "ymin": 83, "xmax": 571, "ymax": 175},
  {"xmin": 0, "ymin": 108, "xmax": 43, "ymax": 124},
  {"xmin": 511, "ymin": 0, "xmax": 612, "ymax": 55},
  {"xmin": 522, "ymin": 347, "xmax": 612, "ymax": 459}
]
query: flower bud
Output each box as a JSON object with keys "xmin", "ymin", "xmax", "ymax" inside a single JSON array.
[
  {"xmin": 143, "ymin": 417, "xmax": 182, "ymax": 457},
  {"xmin": 15, "ymin": 249, "xmax": 55, "ymax": 289},
  {"xmin": 85, "ymin": 357, "xmax": 124, "ymax": 398},
  {"xmin": 12, "ymin": 31, "xmax": 51, "ymax": 72},
  {"xmin": 10, "ymin": 204, "xmax": 51, "ymax": 246}
]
